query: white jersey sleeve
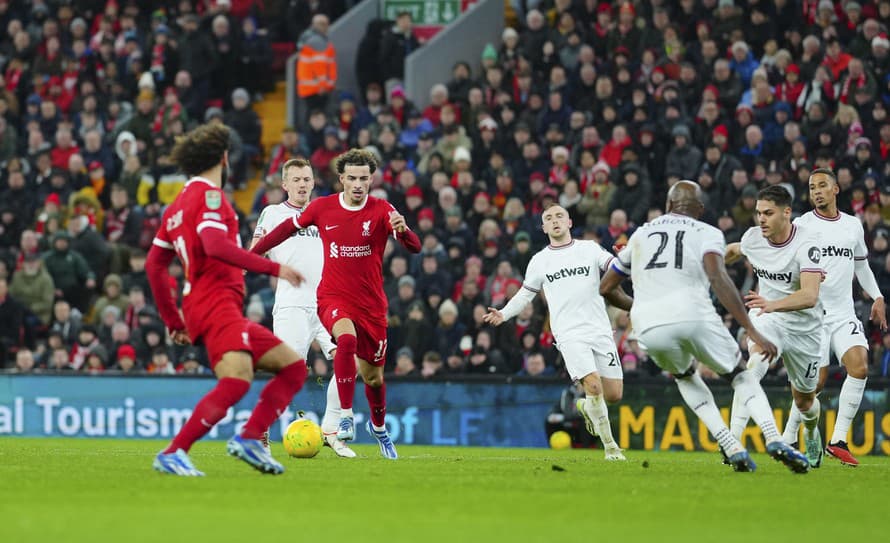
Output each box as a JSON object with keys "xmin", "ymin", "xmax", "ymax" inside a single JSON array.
[{"xmin": 522, "ymin": 254, "xmax": 545, "ymax": 293}]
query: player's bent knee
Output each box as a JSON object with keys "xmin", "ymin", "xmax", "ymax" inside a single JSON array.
[
  {"xmin": 364, "ymin": 373, "xmax": 384, "ymax": 387},
  {"xmin": 793, "ymin": 395, "xmax": 814, "ymax": 412},
  {"xmin": 257, "ymin": 343, "xmax": 302, "ymax": 373},
  {"xmin": 215, "ymin": 352, "xmax": 254, "ymax": 381},
  {"xmin": 842, "ymin": 349, "xmax": 869, "ymax": 378}
]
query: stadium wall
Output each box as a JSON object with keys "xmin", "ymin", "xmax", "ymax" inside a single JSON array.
[
  {"xmin": 1, "ymin": 375, "xmax": 888, "ymax": 455},
  {"xmin": 404, "ymin": 0, "xmax": 503, "ymax": 107}
]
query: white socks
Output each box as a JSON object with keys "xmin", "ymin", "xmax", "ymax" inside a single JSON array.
[
  {"xmin": 801, "ymin": 397, "xmax": 821, "ymax": 442},
  {"xmin": 731, "ymin": 369, "xmax": 782, "ymax": 443},
  {"xmin": 677, "ymin": 373, "xmax": 743, "ymax": 456},
  {"xmin": 831, "ymin": 376, "xmax": 866, "ymax": 444},
  {"xmin": 321, "ymin": 374, "xmax": 342, "ymax": 434},
  {"xmin": 730, "ymin": 351, "xmax": 770, "ymax": 441},
  {"xmin": 782, "ymin": 402, "xmax": 802, "ymax": 444},
  {"xmin": 584, "ymin": 394, "xmax": 617, "ymax": 449}
]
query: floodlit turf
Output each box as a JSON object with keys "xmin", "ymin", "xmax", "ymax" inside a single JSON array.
[{"xmin": 0, "ymin": 438, "xmax": 886, "ymax": 543}]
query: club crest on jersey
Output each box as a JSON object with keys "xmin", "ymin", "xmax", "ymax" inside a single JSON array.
[
  {"xmin": 205, "ymin": 191, "xmax": 222, "ymax": 210},
  {"xmin": 362, "ymin": 220, "xmax": 372, "ymax": 237},
  {"xmin": 808, "ymin": 246, "xmax": 821, "ymax": 264}
]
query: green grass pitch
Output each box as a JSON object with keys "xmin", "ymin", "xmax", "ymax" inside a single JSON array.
[{"xmin": 1, "ymin": 438, "xmax": 886, "ymax": 543}]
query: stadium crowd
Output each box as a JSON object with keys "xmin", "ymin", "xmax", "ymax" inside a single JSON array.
[{"xmin": 3, "ymin": 0, "xmax": 890, "ymax": 381}]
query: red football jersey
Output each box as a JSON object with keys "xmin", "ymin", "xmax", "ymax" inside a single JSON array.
[
  {"xmin": 152, "ymin": 178, "xmax": 245, "ymax": 325},
  {"xmin": 294, "ymin": 193, "xmax": 396, "ymax": 316}
]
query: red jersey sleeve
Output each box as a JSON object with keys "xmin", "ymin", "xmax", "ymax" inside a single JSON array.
[
  {"xmin": 152, "ymin": 211, "xmax": 174, "ymax": 250},
  {"xmin": 194, "ymin": 187, "xmax": 232, "ymax": 237},
  {"xmin": 146, "ymin": 207, "xmax": 186, "ymax": 332},
  {"xmin": 294, "ymin": 198, "xmax": 319, "ymax": 229}
]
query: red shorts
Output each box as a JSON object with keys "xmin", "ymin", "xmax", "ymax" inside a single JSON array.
[
  {"xmin": 188, "ymin": 303, "xmax": 282, "ymax": 368},
  {"xmin": 317, "ymin": 299, "xmax": 388, "ymax": 366}
]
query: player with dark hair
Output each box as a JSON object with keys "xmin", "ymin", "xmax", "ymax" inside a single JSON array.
[
  {"xmin": 146, "ymin": 123, "xmax": 309, "ymax": 476},
  {"xmin": 749, "ymin": 168, "xmax": 885, "ymax": 466},
  {"xmin": 251, "ymin": 157, "xmax": 356, "ymax": 458},
  {"xmin": 252, "ymin": 149, "xmax": 422, "ymax": 459},
  {"xmin": 725, "ymin": 185, "xmax": 826, "ymax": 468},
  {"xmin": 601, "ymin": 181, "xmax": 807, "ymax": 473}
]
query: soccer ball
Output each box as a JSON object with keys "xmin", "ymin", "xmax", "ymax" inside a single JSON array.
[
  {"xmin": 282, "ymin": 418, "xmax": 324, "ymax": 458},
  {"xmin": 549, "ymin": 430, "xmax": 572, "ymax": 450}
]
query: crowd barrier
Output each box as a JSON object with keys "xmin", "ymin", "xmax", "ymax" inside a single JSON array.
[{"xmin": 1, "ymin": 375, "xmax": 888, "ymax": 454}]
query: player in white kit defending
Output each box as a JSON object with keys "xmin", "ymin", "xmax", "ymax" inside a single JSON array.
[
  {"xmin": 778, "ymin": 169, "xmax": 886, "ymax": 466},
  {"xmin": 483, "ymin": 205, "xmax": 633, "ymax": 461},
  {"xmin": 725, "ymin": 185, "xmax": 826, "ymax": 468},
  {"xmin": 251, "ymin": 158, "xmax": 356, "ymax": 457},
  {"xmin": 600, "ymin": 181, "xmax": 808, "ymax": 473}
]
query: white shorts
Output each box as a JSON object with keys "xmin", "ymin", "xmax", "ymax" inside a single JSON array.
[
  {"xmin": 273, "ymin": 306, "xmax": 336, "ymax": 360},
  {"xmin": 555, "ymin": 335, "xmax": 623, "ymax": 382},
  {"xmin": 818, "ymin": 317, "xmax": 869, "ymax": 368},
  {"xmin": 638, "ymin": 320, "xmax": 741, "ymax": 377},
  {"xmin": 748, "ymin": 312, "xmax": 824, "ymax": 394}
]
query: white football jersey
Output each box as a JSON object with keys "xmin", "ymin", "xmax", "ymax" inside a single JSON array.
[
  {"xmin": 793, "ymin": 210, "xmax": 867, "ymax": 325},
  {"xmin": 254, "ymin": 202, "xmax": 324, "ymax": 310},
  {"xmin": 739, "ymin": 224, "xmax": 824, "ymax": 333},
  {"xmin": 613, "ymin": 213, "xmax": 725, "ymax": 333},
  {"xmin": 522, "ymin": 240, "xmax": 615, "ymax": 343}
]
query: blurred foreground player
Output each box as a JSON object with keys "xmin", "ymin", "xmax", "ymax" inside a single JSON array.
[{"xmin": 146, "ymin": 123, "xmax": 308, "ymax": 476}]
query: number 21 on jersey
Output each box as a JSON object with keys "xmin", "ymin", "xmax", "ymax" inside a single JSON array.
[{"xmin": 644, "ymin": 230, "xmax": 686, "ymax": 270}]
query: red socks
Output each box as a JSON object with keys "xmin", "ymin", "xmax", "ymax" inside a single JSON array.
[
  {"xmin": 165, "ymin": 377, "xmax": 250, "ymax": 453},
  {"xmin": 241, "ymin": 361, "xmax": 307, "ymax": 439},
  {"xmin": 366, "ymin": 382, "xmax": 387, "ymax": 427},
  {"xmin": 334, "ymin": 334, "xmax": 357, "ymax": 410}
]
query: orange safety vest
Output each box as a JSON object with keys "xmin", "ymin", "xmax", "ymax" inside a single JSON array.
[{"xmin": 297, "ymin": 40, "xmax": 337, "ymax": 98}]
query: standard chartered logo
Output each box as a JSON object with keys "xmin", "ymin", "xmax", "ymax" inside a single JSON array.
[{"xmin": 330, "ymin": 242, "xmax": 339, "ymax": 258}]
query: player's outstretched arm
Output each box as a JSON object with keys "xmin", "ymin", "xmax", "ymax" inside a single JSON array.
[
  {"xmin": 250, "ymin": 217, "xmax": 298, "ymax": 255},
  {"xmin": 724, "ymin": 242, "xmax": 743, "ymax": 265},
  {"xmin": 199, "ymin": 227, "xmax": 282, "ymax": 277},
  {"xmin": 492, "ymin": 286, "xmax": 538, "ymax": 324},
  {"xmin": 703, "ymin": 253, "xmax": 777, "ymax": 361},
  {"xmin": 146, "ymin": 244, "xmax": 187, "ymax": 333}
]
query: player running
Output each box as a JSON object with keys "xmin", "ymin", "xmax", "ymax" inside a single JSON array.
[
  {"xmin": 778, "ymin": 169, "xmax": 885, "ymax": 466},
  {"xmin": 482, "ymin": 205, "xmax": 633, "ymax": 461},
  {"xmin": 725, "ymin": 185, "xmax": 826, "ymax": 468},
  {"xmin": 600, "ymin": 181, "xmax": 808, "ymax": 473},
  {"xmin": 251, "ymin": 158, "xmax": 356, "ymax": 458},
  {"xmin": 146, "ymin": 123, "xmax": 308, "ymax": 476},
  {"xmin": 252, "ymin": 149, "xmax": 421, "ymax": 459}
]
